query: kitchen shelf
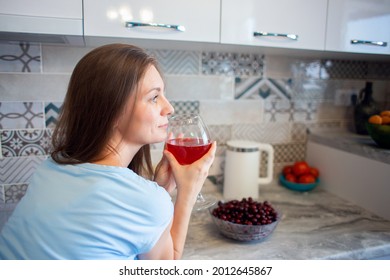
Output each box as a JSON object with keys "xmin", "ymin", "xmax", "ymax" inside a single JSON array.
[{"xmin": 307, "ymin": 129, "xmax": 390, "ymax": 165}]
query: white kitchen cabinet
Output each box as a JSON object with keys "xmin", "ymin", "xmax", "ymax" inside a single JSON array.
[
  {"xmin": 0, "ymin": 0, "xmax": 83, "ymax": 40},
  {"xmin": 0, "ymin": 0, "xmax": 81, "ymax": 19},
  {"xmin": 83, "ymin": 0, "xmax": 220, "ymax": 43},
  {"xmin": 326, "ymin": 0, "xmax": 390, "ymax": 55},
  {"xmin": 221, "ymin": 0, "xmax": 327, "ymax": 51},
  {"xmin": 307, "ymin": 139, "xmax": 390, "ymax": 221}
]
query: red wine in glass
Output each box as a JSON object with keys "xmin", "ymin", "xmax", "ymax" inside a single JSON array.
[
  {"xmin": 166, "ymin": 114, "xmax": 216, "ymax": 211},
  {"xmin": 166, "ymin": 138, "xmax": 212, "ymax": 165}
]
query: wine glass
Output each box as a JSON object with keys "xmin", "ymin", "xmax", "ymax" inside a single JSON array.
[{"xmin": 166, "ymin": 113, "xmax": 216, "ymax": 211}]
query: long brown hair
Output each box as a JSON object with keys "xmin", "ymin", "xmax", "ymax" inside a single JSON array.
[{"xmin": 51, "ymin": 44, "xmax": 160, "ymax": 179}]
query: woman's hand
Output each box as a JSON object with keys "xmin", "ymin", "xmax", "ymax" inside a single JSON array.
[
  {"xmin": 154, "ymin": 152, "xmax": 176, "ymax": 194},
  {"xmin": 153, "ymin": 132, "xmax": 180, "ymax": 194},
  {"xmin": 163, "ymin": 141, "xmax": 217, "ymax": 206}
]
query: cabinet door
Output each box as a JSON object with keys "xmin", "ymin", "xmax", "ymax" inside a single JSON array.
[
  {"xmin": 326, "ymin": 0, "xmax": 390, "ymax": 55},
  {"xmin": 84, "ymin": 0, "xmax": 220, "ymax": 43},
  {"xmin": 221, "ymin": 0, "xmax": 327, "ymax": 50},
  {"xmin": 0, "ymin": 0, "xmax": 82, "ymax": 18},
  {"xmin": 0, "ymin": 0, "xmax": 82, "ymax": 36}
]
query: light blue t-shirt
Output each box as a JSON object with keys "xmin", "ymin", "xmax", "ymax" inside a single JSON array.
[{"xmin": 0, "ymin": 158, "xmax": 173, "ymax": 260}]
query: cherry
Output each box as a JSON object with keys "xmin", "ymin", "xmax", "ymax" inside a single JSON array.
[{"xmin": 212, "ymin": 197, "xmax": 278, "ymax": 225}]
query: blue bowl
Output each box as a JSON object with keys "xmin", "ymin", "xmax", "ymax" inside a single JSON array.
[{"xmin": 279, "ymin": 174, "xmax": 319, "ymax": 192}]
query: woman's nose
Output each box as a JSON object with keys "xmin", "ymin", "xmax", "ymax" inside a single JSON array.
[{"xmin": 162, "ymin": 97, "xmax": 174, "ymax": 116}]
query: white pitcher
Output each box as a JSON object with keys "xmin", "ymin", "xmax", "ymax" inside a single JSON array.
[{"xmin": 223, "ymin": 140, "xmax": 274, "ymax": 200}]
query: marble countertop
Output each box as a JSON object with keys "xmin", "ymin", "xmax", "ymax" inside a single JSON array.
[
  {"xmin": 308, "ymin": 129, "xmax": 390, "ymax": 165},
  {"xmin": 182, "ymin": 179, "xmax": 390, "ymax": 260}
]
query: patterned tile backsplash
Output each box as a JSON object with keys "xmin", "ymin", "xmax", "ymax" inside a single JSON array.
[
  {"xmin": 1, "ymin": 129, "xmax": 52, "ymax": 157},
  {"xmin": 0, "ymin": 102, "xmax": 44, "ymax": 129},
  {"xmin": 1, "ymin": 42, "xmax": 390, "ymax": 210},
  {"xmin": 0, "ymin": 43, "xmax": 41, "ymax": 73}
]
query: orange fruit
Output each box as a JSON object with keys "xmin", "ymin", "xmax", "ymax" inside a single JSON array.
[
  {"xmin": 368, "ymin": 115, "xmax": 382, "ymax": 125},
  {"xmin": 380, "ymin": 111, "xmax": 390, "ymax": 118},
  {"xmin": 382, "ymin": 116, "xmax": 390, "ymax": 125}
]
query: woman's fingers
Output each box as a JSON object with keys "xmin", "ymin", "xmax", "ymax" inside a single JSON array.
[
  {"xmin": 195, "ymin": 141, "xmax": 217, "ymax": 168},
  {"xmin": 163, "ymin": 149, "xmax": 180, "ymax": 170}
]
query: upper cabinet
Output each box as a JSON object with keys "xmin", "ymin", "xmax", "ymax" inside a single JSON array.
[
  {"xmin": 83, "ymin": 0, "xmax": 221, "ymax": 43},
  {"xmin": 325, "ymin": 0, "xmax": 390, "ymax": 55},
  {"xmin": 220, "ymin": 0, "xmax": 328, "ymax": 51},
  {"xmin": 0, "ymin": 0, "xmax": 83, "ymax": 44},
  {"xmin": 1, "ymin": 0, "xmax": 389, "ymax": 57}
]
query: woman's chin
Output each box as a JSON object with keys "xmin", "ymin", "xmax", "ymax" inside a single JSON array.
[{"xmin": 151, "ymin": 137, "xmax": 167, "ymax": 144}]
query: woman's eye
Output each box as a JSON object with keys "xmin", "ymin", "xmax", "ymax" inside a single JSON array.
[{"xmin": 152, "ymin": 95, "xmax": 159, "ymax": 103}]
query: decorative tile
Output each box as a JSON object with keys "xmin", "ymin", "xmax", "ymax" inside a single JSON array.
[
  {"xmin": 4, "ymin": 183, "xmax": 28, "ymax": 204},
  {"xmin": 0, "ymin": 73, "xmax": 70, "ymax": 102},
  {"xmin": 45, "ymin": 102, "xmax": 63, "ymax": 128},
  {"xmin": 200, "ymin": 100, "xmax": 264, "ymax": 125},
  {"xmin": 235, "ymin": 76, "xmax": 329, "ymax": 102},
  {"xmin": 165, "ymin": 75, "xmax": 235, "ymax": 100},
  {"xmin": 170, "ymin": 101, "xmax": 199, "ymax": 115},
  {"xmin": 264, "ymin": 100, "xmax": 319, "ymax": 122},
  {"xmin": 0, "ymin": 42, "xmax": 41, "ymax": 73},
  {"xmin": 1, "ymin": 129, "xmax": 52, "ymax": 157},
  {"xmin": 265, "ymin": 55, "xmax": 323, "ymax": 79},
  {"xmin": 316, "ymin": 101, "xmax": 353, "ymax": 122},
  {"xmin": 273, "ymin": 163, "xmax": 290, "ymax": 179},
  {"xmin": 202, "ymin": 52, "xmax": 264, "ymax": 77},
  {"xmin": 259, "ymin": 150, "xmax": 272, "ymax": 178},
  {"xmin": 0, "ymin": 185, "xmax": 4, "ymax": 204},
  {"xmin": 147, "ymin": 49, "xmax": 199, "ymax": 75},
  {"xmin": 235, "ymin": 77, "xmax": 291, "ymax": 100},
  {"xmin": 321, "ymin": 60, "xmax": 367, "ymax": 80},
  {"xmin": 291, "ymin": 123, "xmax": 309, "ymax": 143},
  {"xmin": 0, "ymin": 202, "xmax": 17, "ymax": 231},
  {"xmin": 231, "ymin": 123, "xmax": 292, "ymax": 144},
  {"xmin": 0, "ymin": 102, "xmax": 44, "ymax": 129},
  {"xmin": 273, "ymin": 143, "xmax": 306, "ymax": 163},
  {"xmin": 208, "ymin": 124, "xmax": 232, "ymax": 145},
  {"xmin": 42, "ymin": 45, "xmax": 91, "ymax": 73},
  {"xmin": 208, "ymin": 124, "xmax": 232, "ymax": 157},
  {"xmin": 0, "ymin": 156, "xmax": 46, "ymax": 184},
  {"xmin": 289, "ymin": 79, "xmax": 328, "ymax": 100},
  {"xmin": 367, "ymin": 61, "xmax": 390, "ymax": 79},
  {"xmin": 291, "ymin": 60, "xmax": 323, "ymax": 79}
]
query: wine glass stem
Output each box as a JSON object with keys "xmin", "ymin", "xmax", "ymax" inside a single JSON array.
[{"xmin": 197, "ymin": 192, "xmax": 206, "ymax": 203}]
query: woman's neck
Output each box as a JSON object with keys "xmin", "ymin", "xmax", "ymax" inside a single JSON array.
[{"xmin": 92, "ymin": 144, "xmax": 140, "ymax": 167}]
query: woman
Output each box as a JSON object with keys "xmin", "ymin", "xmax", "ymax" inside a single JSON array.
[{"xmin": 0, "ymin": 44, "xmax": 216, "ymax": 260}]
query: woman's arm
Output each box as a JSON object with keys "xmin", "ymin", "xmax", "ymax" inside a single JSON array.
[{"xmin": 141, "ymin": 141, "xmax": 217, "ymax": 259}]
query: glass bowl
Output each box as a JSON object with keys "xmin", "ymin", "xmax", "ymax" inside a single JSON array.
[{"xmin": 209, "ymin": 203, "xmax": 281, "ymax": 242}]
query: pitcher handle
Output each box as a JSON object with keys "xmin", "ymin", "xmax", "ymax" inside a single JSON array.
[{"xmin": 258, "ymin": 143, "xmax": 274, "ymax": 184}]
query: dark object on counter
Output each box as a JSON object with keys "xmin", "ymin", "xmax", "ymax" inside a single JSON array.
[
  {"xmin": 352, "ymin": 81, "xmax": 380, "ymax": 135},
  {"xmin": 366, "ymin": 123, "xmax": 390, "ymax": 149}
]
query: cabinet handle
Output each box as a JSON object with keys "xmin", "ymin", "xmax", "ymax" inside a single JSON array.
[
  {"xmin": 350, "ymin": 39, "xmax": 387, "ymax": 47},
  {"xmin": 125, "ymin": 21, "xmax": 185, "ymax": 32},
  {"xmin": 253, "ymin": 31, "xmax": 298, "ymax": 41}
]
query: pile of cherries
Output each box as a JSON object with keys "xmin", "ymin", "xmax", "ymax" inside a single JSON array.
[{"xmin": 211, "ymin": 197, "xmax": 278, "ymax": 226}]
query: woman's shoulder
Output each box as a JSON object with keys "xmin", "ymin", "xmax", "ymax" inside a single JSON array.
[{"xmin": 36, "ymin": 158, "xmax": 173, "ymax": 215}]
